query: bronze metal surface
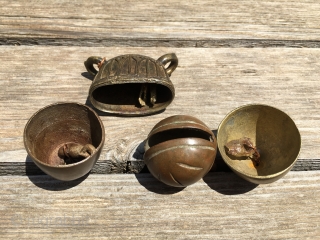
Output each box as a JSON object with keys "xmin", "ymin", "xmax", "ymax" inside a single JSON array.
[
  {"xmin": 84, "ymin": 53, "xmax": 178, "ymax": 116},
  {"xmin": 217, "ymin": 104, "xmax": 301, "ymax": 184},
  {"xmin": 144, "ymin": 115, "xmax": 217, "ymax": 187},
  {"xmin": 24, "ymin": 102, "xmax": 105, "ymax": 181}
]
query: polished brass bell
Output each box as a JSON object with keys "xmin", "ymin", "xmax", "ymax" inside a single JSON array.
[
  {"xmin": 217, "ymin": 104, "xmax": 301, "ymax": 184},
  {"xmin": 84, "ymin": 53, "xmax": 178, "ymax": 115}
]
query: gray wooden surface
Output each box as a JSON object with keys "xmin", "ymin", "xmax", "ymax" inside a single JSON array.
[
  {"xmin": 0, "ymin": 172, "xmax": 319, "ymax": 239},
  {"xmin": 1, "ymin": 0, "xmax": 320, "ymax": 238},
  {"xmin": 1, "ymin": 0, "xmax": 320, "ymax": 47}
]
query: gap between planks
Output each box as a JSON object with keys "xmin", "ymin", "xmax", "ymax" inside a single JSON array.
[
  {"xmin": 2, "ymin": 38, "xmax": 320, "ymax": 48},
  {"xmin": 0, "ymin": 159, "xmax": 320, "ymax": 176}
]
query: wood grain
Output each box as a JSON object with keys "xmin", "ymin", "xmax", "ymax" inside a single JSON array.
[
  {"xmin": 0, "ymin": 46, "xmax": 320, "ymax": 168},
  {"xmin": 0, "ymin": 171, "xmax": 319, "ymax": 239},
  {"xmin": 1, "ymin": 0, "xmax": 320, "ymax": 47}
]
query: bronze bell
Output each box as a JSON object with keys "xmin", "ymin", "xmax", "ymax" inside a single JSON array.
[
  {"xmin": 144, "ymin": 115, "xmax": 217, "ymax": 187},
  {"xmin": 84, "ymin": 53, "xmax": 178, "ymax": 115},
  {"xmin": 24, "ymin": 102, "xmax": 105, "ymax": 181},
  {"xmin": 217, "ymin": 104, "xmax": 301, "ymax": 184}
]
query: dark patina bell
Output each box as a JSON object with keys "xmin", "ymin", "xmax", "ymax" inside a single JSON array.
[
  {"xmin": 24, "ymin": 102, "xmax": 105, "ymax": 181},
  {"xmin": 84, "ymin": 53, "xmax": 178, "ymax": 115},
  {"xmin": 144, "ymin": 115, "xmax": 217, "ymax": 187}
]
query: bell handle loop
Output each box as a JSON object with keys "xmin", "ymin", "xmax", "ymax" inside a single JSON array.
[
  {"xmin": 157, "ymin": 53, "xmax": 178, "ymax": 77},
  {"xmin": 84, "ymin": 56, "xmax": 104, "ymax": 76}
]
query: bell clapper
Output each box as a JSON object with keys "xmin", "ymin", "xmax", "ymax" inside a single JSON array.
[
  {"xmin": 58, "ymin": 143, "xmax": 96, "ymax": 164},
  {"xmin": 150, "ymin": 84, "xmax": 157, "ymax": 106},
  {"xmin": 139, "ymin": 84, "xmax": 157, "ymax": 107},
  {"xmin": 139, "ymin": 84, "xmax": 147, "ymax": 107},
  {"xmin": 225, "ymin": 137, "xmax": 261, "ymax": 166}
]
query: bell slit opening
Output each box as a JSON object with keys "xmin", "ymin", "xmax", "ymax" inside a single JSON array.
[{"xmin": 148, "ymin": 128, "xmax": 214, "ymax": 148}]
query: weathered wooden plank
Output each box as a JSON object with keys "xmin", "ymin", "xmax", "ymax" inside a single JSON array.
[
  {"xmin": 1, "ymin": 0, "xmax": 320, "ymax": 47},
  {"xmin": 1, "ymin": 46, "xmax": 319, "ymax": 167},
  {"xmin": 0, "ymin": 171, "xmax": 319, "ymax": 239}
]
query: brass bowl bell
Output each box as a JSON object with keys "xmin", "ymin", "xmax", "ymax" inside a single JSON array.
[
  {"xmin": 85, "ymin": 53, "xmax": 178, "ymax": 116},
  {"xmin": 217, "ymin": 104, "xmax": 301, "ymax": 184}
]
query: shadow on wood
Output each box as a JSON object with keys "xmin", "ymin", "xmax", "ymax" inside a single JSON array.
[
  {"xmin": 209, "ymin": 129, "xmax": 232, "ymax": 172},
  {"xmin": 126, "ymin": 140, "xmax": 148, "ymax": 174},
  {"xmin": 135, "ymin": 173, "xmax": 185, "ymax": 194},
  {"xmin": 132, "ymin": 140, "xmax": 145, "ymax": 160},
  {"xmin": 203, "ymin": 172, "xmax": 258, "ymax": 195},
  {"xmin": 25, "ymin": 155, "xmax": 45, "ymax": 175},
  {"xmin": 27, "ymin": 174, "xmax": 89, "ymax": 191},
  {"xmin": 81, "ymin": 72, "xmax": 94, "ymax": 81},
  {"xmin": 25, "ymin": 155, "xmax": 88, "ymax": 191}
]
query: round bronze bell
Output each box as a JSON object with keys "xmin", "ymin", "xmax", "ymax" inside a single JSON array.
[
  {"xmin": 144, "ymin": 115, "xmax": 217, "ymax": 187},
  {"xmin": 24, "ymin": 102, "xmax": 105, "ymax": 181},
  {"xmin": 84, "ymin": 53, "xmax": 178, "ymax": 116},
  {"xmin": 217, "ymin": 104, "xmax": 301, "ymax": 184}
]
